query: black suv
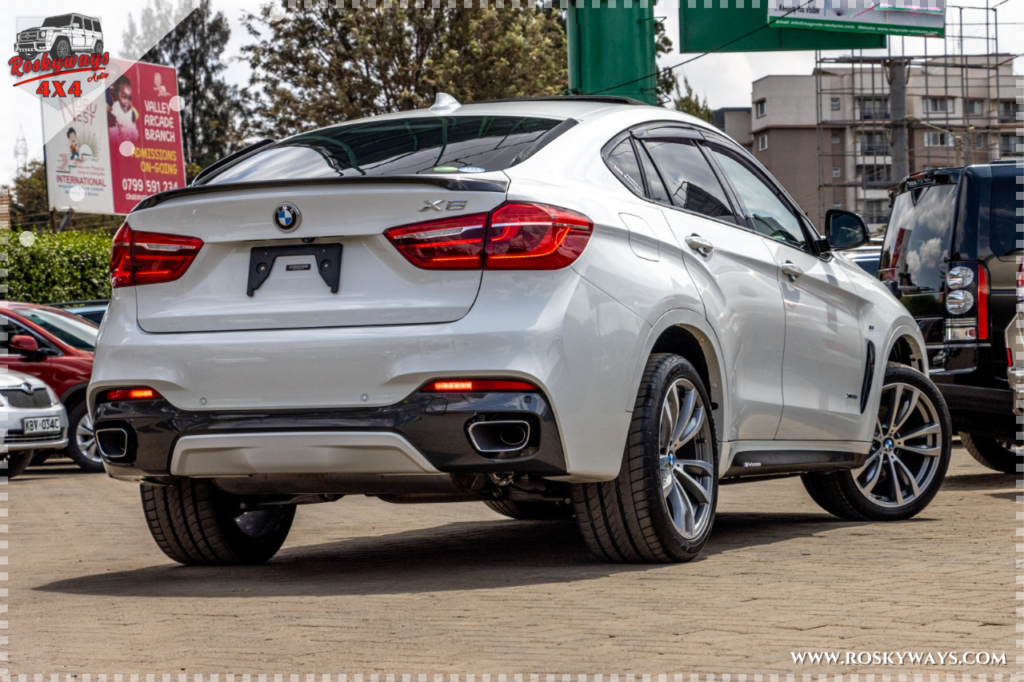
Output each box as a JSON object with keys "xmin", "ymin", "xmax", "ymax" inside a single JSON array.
[{"xmin": 878, "ymin": 160, "xmax": 1021, "ymax": 473}]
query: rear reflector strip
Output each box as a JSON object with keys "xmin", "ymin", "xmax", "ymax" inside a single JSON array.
[{"xmin": 422, "ymin": 380, "xmax": 538, "ymax": 393}]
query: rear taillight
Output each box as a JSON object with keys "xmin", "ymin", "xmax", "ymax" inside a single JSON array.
[
  {"xmin": 944, "ymin": 262, "xmax": 989, "ymax": 342},
  {"xmin": 102, "ymin": 387, "xmax": 162, "ymax": 401},
  {"xmin": 110, "ymin": 223, "xmax": 204, "ymax": 288},
  {"xmin": 384, "ymin": 202, "xmax": 593, "ymax": 271},
  {"xmin": 383, "ymin": 213, "xmax": 488, "ymax": 270},
  {"xmin": 422, "ymin": 379, "xmax": 538, "ymax": 393}
]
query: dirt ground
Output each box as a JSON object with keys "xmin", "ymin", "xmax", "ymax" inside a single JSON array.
[{"xmin": 11, "ymin": 447, "xmax": 1017, "ymax": 675}]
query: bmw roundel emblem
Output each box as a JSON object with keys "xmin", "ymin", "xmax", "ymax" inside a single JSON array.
[{"xmin": 274, "ymin": 203, "xmax": 301, "ymax": 232}]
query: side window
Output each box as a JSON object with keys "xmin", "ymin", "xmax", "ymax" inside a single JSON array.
[
  {"xmin": 636, "ymin": 144, "xmax": 671, "ymax": 205},
  {"xmin": 72, "ymin": 16, "xmax": 83, "ymax": 28},
  {"xmin": 0, "ymin": 318, "xmax": 36, "ymax": 355},
  {"xmin": 642, "ymin": 140, "xmax": 735, "ymax": 221},
  {"xmin": 85, "ymin": 19, "xmax": 94, "ymax": 31},
  {"xmin": 93, "ymin": 20, "xmax": 102, "ymax": 32},
  {"xmin": 605, "ymin": 138, "xmax": 645, "ymax": 198},
  {"xmin": 990, "ymin": 171, "xmax": 1023, "ymax": 257},
  {"xmin": 709, "ymin": 148, "xmax": 807, "ymax": 249}
]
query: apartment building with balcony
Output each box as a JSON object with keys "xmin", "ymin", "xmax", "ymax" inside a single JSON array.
[{"xmin": 713, "ymin": 54, "xmax": 1020, "ymax": 233}]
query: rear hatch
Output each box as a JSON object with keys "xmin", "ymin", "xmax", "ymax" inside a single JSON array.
[{"xmin": 127, "ymin": 113, "xmax": 569, "ymax": 333}]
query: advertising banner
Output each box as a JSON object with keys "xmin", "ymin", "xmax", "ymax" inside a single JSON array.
[
  {"xmin": 40, "ymin": 58, "xmax": 186, "ymax": 214},
  {"xmin": 768, "ymin": 0, "xmax": 946, "ymax": 38}
]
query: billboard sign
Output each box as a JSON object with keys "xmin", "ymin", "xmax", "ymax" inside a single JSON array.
[
  {"xmin": 768, "ymin": 0, "xmax": 946, "ymax": 38},
  {"xmin": 41, "ymin": 58, "xmax": 186, "ymax": 215}
]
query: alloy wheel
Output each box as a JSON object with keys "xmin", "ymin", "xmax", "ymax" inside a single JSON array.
[
  {"xmin": 57, "ymin": 41, "xmax": 70, "ymax": 58},
  {"xmin": 76, "ymin": 413, "xmax": 100, "ymax": 464},
  {"xmin": 658, "ymin": 378, "xmax": 715, "ymax": 540},
  {"xmin": 855, "ymin": 381, "xmax": 943, "ymax": 508}
]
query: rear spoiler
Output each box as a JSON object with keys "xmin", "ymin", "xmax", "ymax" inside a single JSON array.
[{"xmin": 131, "ymin": 175, "xmax": 509, "ymax": 213}]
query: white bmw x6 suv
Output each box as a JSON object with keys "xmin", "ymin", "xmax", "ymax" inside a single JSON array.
[{"xmin": 90, "ymin": 96, "xmax": 951, "ymax": 565}]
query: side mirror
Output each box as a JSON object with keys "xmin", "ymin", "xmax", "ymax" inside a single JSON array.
[
  {"xmin": 9, "ymin": 335, "xmax": 40, "ymax": 356},
  {"xmin": 824, "ymin": 209, "xmax": 870, "ymax": 251}
]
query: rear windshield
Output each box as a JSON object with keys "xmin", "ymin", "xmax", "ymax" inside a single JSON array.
[
  {"xmin": 880, "ymin": 183, "xmax": 958, "ymax": 292},
  {"xmin": 989, "ymin": 170, "xmax": 1023, "ymax": 257},
  {"xmin": 205, "ymin": 115, "xmax": 566, "ymax": 185}
]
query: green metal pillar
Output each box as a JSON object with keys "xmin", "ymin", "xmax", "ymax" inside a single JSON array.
[{"xmin": 568, "ymin": 4, "xmax": 658, "ymax": 105}]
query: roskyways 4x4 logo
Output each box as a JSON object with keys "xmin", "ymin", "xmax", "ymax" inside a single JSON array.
[{"xmin": 9, "ymin": 13, "xmax": 110, "ymax": 103}]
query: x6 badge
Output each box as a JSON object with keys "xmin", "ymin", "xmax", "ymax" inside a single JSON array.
[{"xmin": 420, "ymin": 199, "xmax": 467, "ymax": 212}]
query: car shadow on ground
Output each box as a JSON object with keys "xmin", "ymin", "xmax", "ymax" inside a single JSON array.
[
  {"xmin": 939, "ymin": 472, "xmax": 1016, "ymax": 491},
  {"xmin": 35, "ymin": 511, "xmax": 869, "ymax": 599}
]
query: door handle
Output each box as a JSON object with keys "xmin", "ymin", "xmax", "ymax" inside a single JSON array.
[
  {"xmin": 781, "ymin": 261, "xmax": 804, "ymax": 282},
  {"xmin": 684, "ymin": 234, "xmax": 714, "ymax": 256}
]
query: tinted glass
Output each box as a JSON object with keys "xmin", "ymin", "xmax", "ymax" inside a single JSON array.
[
  {"xmin": 0, "ymin": 318, "xmax": 34, "ymax": 355},
  {"xmin": 605, "ymin": 138, "xmax": 644, "ymax": 197},
  {"xmin": 18, "ymin": 308, "xmax": 98, "ymax": 351},
  {"xmin": 643, "ymin": 141, "xmax": 734, "ymax": 220},
  {"xmin": 206, "ymin": 116, "xmax": 564, "ymax": 185},
  {"xmin": 637, "ymin": 144, "xmax": 671, "ymax": 205},
  {"xmin": 710, "ymin": 149, "xmax": 806, "ymax": 248},
  {"xmin": 93, "ymin": 20, "xmax": 101, "ymax": 32},
  {"xmin": 85, "ymin": 19, "xmax": 94, "ymax": 31},
  {"xmin": 990, "ymin": 170, "xmax": 1024, "ymax": 257},
  {"xmin": 880, "ymin": 183, "xmax": 957, "ymax": 292},
  {"xmin": 72, "ymin": 16, "xmax": 83, "ymax": 27},
  {"xmin": 42, "ymin": 14, "xmax": 73, "ymax": 27}
]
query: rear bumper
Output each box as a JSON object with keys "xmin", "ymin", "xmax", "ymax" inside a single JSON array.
[
  {"xmin": 90, "ymin": 270, "xmax": 646, "ymax": 481},
  {"xmin": 95, "ymin": 390, "xmax": 567, "ymax": 488}
]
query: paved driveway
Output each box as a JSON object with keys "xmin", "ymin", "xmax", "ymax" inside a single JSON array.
[{"xmin": 11, "ymin": 448, "xmax": 1016, "ymax": 674}]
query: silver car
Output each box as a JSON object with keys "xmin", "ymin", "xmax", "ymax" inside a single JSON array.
[{"xmin": 1, "ymin": 370, "xmax": 67, "ymax": 479}]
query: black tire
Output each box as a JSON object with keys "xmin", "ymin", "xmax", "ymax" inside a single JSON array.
[
  {"xmin": 65, "ymin": 401, "xmax": 103, "ymax": 473},
  {"xmin": 3, "ymin": 453, "xmax": 34, "ymax": 479},
  {"xmin": 93, "ymin": 40, "xmax": 103, "ymax": 55},
  {"xmin": 140, "ymin": 478, "xmax": 296, "ymax": 566},
  {"xmin": 30, "ymin": 451, "xmax": 50, "ymax": 466},
  {"xmin": 573, "ymin": 353, "xmax": 718, "ymax": 563},
  {"xmin": 19, "ymin": 52, "xmax": 37, "ymax": 61},
  {"xmin": 802, "ymin": 364, "xmax": 951, "ymax": 522},
  {"xmin": 484, "ymin": 498, "xmax": 574, "ymax": 520},
  {"xmin": 960, "ymin": 432, "xmax": 1020, "ymax": 474},
  {"xmin": 50, "ymin": 38, "xmax": 71, "ymax": 60}
]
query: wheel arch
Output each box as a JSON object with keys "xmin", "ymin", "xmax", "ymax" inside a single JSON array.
[
  {"xmin": 628, "ymin": 310, "xmax": 730, "ymax": 446},
  {"xmin": 884, "ymin": 329, "xmax": 926, "ymax": 373},
  {"xmin": 60, "ymin": 381, "xmax": 89, "ymax": 409}
]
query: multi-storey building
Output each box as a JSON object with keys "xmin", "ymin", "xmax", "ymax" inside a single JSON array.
[{"xmin": 713, "ymin": 54, "xmax": 1020, "ymax": 233}]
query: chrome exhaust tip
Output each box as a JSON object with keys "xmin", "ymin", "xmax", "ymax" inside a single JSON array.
[{"xmin": 467, "ymin": 420, "xmax": 531, "ymax": 454}]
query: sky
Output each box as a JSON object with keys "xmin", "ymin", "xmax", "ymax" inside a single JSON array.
[{"xmin": 2, "ymin": 0, "xmax": 1021, "ymax": 188}]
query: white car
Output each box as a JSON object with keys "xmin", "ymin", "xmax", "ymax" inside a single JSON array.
[
  {"xmin": 89, "ymin": 96, "xmax": 951, "ymax": 565},
  {"xmin": 2, "ymin": 370, "xmax": 67, "ymax": 479}
]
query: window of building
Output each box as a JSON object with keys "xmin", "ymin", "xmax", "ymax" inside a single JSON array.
[
  {"xmin": 755, "ymin": 100, "xmax": 766, "ymax": 118},
  {"xmin": 832, "ymin": 134, "xmax": 841, "ymax": 144},
  {"xmin": 924, "ymin": 131, "xmax": 954, "ymax": 147},
  {"xmin": 924, "ymin": 97, "xmax": 954, "ymax": 114},
  {"xmin": 860, "ymin": 132, "xmax": 888, "ymax": 156},
  {"xmin": 859, "ymin": 165, "xmax": 892, "ymax": 184},
  {"xmin": 833, "ymin": 201, "xmax": 843, "ymax": 208},
  {"xmin": 832, "ymin": 167, "xmax": 841, "ymax": 178},
  {"xmin": 858, "ymin": 96, "xmax": 889, "ymax": 120},
  {"xmin": 830, "ymin": 97, "xmax": 841, "ymax": 111},
  {"xmin": 967, "ymin": 100, "xmax": 984, "ymax": 116},
  {"xmin": 757, "ymin": 134, "xmax": 768, "ymax": 151},
  {"xmin": 1000, "ymin": 134, "xmax": 1023, "ymax": 157},
  {"xmin": 862, "ymin": 199, "xmax": 889, "ymax": 225},
  {"xmin": 999, "ymin": 101, "xmax": 1022, "ymax": 123}
]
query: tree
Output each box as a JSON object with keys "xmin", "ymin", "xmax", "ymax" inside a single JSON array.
[
  {"xmin": 124, "ymin": 0, "xmax": 243, "ymax": 179},
  {"xmin": 654, "ymin": 17, "xmax": 676, "ymax": 102},
  {"xmin": 240, "ymin": 4, "xmax": 567, "ymax": 139},
  {"xmin": 672, "ymin": 76, "xmax": 714, "ymax": 123}
]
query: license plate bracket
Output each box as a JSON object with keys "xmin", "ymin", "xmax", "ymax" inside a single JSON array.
[{"xmin": 247, "ymin": 243, "xmax": 343, "ymax": 297}]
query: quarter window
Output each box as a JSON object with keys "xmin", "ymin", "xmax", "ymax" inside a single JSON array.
[
  {"xmin": 709, "ymin": 149, "xmax": 807, "ymax": 248},
  {"xmin": 605, "ymin": 138, "xmax": 645, "ymax": 197},
  {"xmin": 642, "ymin": 140, "xmax": 735, "ymax": 221},
  {"xmin": 636, "ymin": 144, "xmax": 671, "ymax": 205}
]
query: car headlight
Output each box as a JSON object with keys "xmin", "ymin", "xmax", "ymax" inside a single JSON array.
[{"xmin": 44, "ymin": 385, "xmax": 59, "ymax": 406}]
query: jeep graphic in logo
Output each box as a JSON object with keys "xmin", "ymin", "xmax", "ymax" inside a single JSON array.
[{"xmin": 274, "ymin": 203, "xmax": 301, "ymax": 232}]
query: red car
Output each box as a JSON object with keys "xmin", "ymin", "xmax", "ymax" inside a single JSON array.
[{"xmin": 1, "ymin": 302, "xmax": 98, "ymax": 471}]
